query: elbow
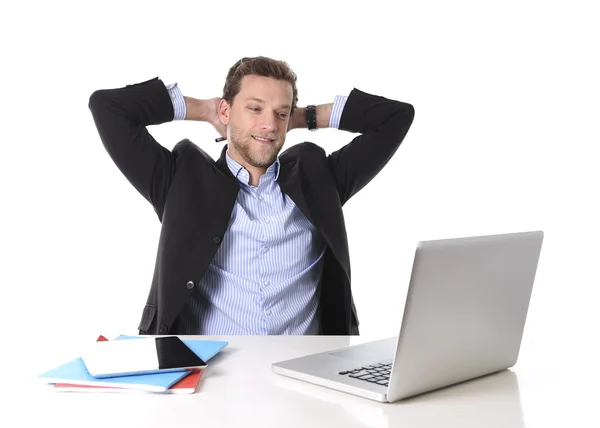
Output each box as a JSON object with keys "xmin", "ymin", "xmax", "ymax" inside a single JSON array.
[
  {"xmin": 402, "ymin": 103, "xmax": 415, "ymax": 132},
  {"xmin": 404, "ymin": 102, "xmax": 415, "ymax": 123},
  {"xmin": 88, "ymin": 89, "xmax": 106, "ymax": 114},
  {"xmin": 391, "ymin": 102, "xmax": 415, "ymax": 143}
]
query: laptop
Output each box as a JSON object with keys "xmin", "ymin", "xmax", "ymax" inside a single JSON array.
[{"xmin": 272, "ymin": 230, "xmax": 544, "ymax": 403}]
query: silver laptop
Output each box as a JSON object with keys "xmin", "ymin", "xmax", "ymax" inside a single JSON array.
[{"xmin": 272, "ymin": 230, "xmax": 544, "ymax": 403}]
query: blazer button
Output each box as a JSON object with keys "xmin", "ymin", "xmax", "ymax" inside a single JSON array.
[
  {"xmin": 213, "ymin": 236, "xmax": 222, "ymax": 244},
  {"xmin": 159, "ymin": 324, "xmax": 168, "ymax": 334},
  {"xmin": 186, "ymin": 280, "xmax": 195, "ymax": 290}
]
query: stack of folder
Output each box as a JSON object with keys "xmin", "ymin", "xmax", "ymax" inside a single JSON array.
[{"xmin": 36, "ymin": 334, "xmax": 228, "ymax": 394}]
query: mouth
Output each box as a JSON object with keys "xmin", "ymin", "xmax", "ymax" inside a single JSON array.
[{"xmin": 252, "ymin": 135, "xmax": 276, "ymax": 144}]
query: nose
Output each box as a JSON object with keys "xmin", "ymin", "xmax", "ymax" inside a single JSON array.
[{"xmin": 260, "ymin": 113, "xmax": 278, "ymax": 133}]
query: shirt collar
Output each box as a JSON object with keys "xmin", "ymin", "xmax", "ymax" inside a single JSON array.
[{"xmin": 225, "ymin": 150, "xmax": 280, "ymax": 183}]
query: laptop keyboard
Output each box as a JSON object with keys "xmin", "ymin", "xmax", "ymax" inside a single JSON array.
[{"xmin": 338, "ymin": 362, "xmax": 392, "ymax": 386}]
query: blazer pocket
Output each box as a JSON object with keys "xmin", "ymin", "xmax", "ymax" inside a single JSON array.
[{"xmin": 137, "ymin": 304, "xmax": 157, "ymax": 332}]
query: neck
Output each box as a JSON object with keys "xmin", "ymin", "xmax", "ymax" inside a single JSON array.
[{"xmin": 227, "ymin": 145, "xmax": 267, "ymax": 187}]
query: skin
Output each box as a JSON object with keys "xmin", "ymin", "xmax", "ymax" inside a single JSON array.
[
  {"xmin": 183, "ymin": 74, "xmax": 333, "ymax": 186},
  {"xmin": 218, "ymin": 75, "xmax": 293, "ymax": 184}
]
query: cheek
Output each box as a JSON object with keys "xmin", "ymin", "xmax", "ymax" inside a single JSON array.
[{"xmin": 236, "ymin": 117, "xmax": 254, "ymax": 134}]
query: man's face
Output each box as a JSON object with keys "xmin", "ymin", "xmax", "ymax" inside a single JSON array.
[{"xmin": 220, "ymin": 75, "xmax": 293, "ymax": 169}]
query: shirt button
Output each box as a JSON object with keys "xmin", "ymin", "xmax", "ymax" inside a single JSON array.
[
  {"xmin": 258, "ymin": 195, "xmax": 264, "ymax": 201},
  {"xmin": 262, "ymin": 247, "xmax": 269, "ymax": 253},
  {"xmin": 159, "ymin": 324, "xmax": 168, "ymax": 334},
  {"xmin": 213, "ymin": 236, "xmax": 221, "ymax": 244},
  {"xmin": 263, "ymin": 280, "xmax": 269, "ymax": 287},
  {"xmin": 186, "ymin": 280, "xmax": 195, "ymax": 290},
  {"xmin": 264, "ymin": 217, "xmax": 270, "ymax": 223},
  {"xmin": 265, "ymin": 309, "xmax": 272, "ymax": 316}
]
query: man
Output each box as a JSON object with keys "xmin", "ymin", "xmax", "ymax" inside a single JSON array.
[{"xmin": 88, "ymin": 56, "xmax": 415, "ymax": 336}]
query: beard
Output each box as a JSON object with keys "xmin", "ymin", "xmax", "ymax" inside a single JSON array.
[{"xmin": 229, "ymin": 124, "xmax": 285, "ymax": 169}]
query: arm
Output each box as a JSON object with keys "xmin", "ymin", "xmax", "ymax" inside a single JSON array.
[
  {"xmin": 288, "ymin": 103, "xmax": 335, "ymax": 131},
  {"xmin": 88, "ymin": 79, "xmax": 219, "ymax": 219},
  {"xmin": 326, "ymin": 88, "xmax": 415, "ymax": 205},
  {"xmin": 183, "ymin": 96, "xmax": 227, "ymax": 138},
  {"xmin": 88, "ymin": 77, "xmax": 178, "ymax": 219}
]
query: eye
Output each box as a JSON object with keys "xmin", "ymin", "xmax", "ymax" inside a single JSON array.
[
  {"xmin": 278, "ymin": 113, "xmax": 289, "ymax": 119},
  {"xmin": 248, "ymin": 107, "xmax": 260, "ymax": 112}
]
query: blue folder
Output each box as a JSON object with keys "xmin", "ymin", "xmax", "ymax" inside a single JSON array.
[{"xmin": 37, "ymin": 336, "xmax": 229, "ymax": 392}]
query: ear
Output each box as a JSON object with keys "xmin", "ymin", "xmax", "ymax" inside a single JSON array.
[{"xmin": 219, "ymin": 99, "xmax": 231, "ymax": 126}]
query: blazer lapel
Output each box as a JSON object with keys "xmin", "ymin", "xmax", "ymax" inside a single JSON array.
[
  {"xmin": 216, "ymin": 145, "xmax": 235, "ymax": 180},
  {"xmin": 212, "ymin": 145, "xmax": 241, "ymax": 219},
  {"xmin": 276, "ymin": 160, "xmax": 315, "ymax": 227},
  {"xmin": 278, "ymin": 157, "xmax": 351, "ymax": 281}
]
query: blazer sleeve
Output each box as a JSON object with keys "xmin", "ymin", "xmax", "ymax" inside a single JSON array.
[
  {"xmin": 327, "ymin": 88, "xmax": 415, "ymax": 205},
  {"xmin": 88, "ymin": 77, "xmax": 178, "ymax": 219}
]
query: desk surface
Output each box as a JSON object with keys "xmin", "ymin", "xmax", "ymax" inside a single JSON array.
[{"xmin": 7, "ymin": 335, "xmax": 600, "ymax": 428}]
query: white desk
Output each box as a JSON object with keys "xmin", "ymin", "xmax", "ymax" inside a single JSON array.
[{"xmin": 7, "ymin": 335, "xmax": 600, "ymax": 428}]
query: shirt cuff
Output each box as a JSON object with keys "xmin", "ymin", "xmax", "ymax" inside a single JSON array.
[
  {"xmin": 328, "ymin": 95, "xmax": 348, "ymax": 129},
  {"xmin": 165, "ymin": 82, "xmax": 186, "ymax": 120}
]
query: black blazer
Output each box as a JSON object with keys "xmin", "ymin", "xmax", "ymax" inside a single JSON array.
[{"xmin": 88, "ymin": 77, "xmax": 415, "ymax": 335}]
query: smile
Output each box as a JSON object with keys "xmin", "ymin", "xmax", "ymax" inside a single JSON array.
[{"xmin": 253, "ymin": 135, "xmax": 275, "ymax": 143}]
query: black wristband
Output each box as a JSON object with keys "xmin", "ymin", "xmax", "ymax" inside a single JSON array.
[{"xmin": 306, "ymin": 105, "xmax": 317, "ymax": 131}]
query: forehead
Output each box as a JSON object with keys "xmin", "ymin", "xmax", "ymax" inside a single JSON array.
[{"xmin": 237, "ymin": 75, "xmax": 293, "ymax": 106}]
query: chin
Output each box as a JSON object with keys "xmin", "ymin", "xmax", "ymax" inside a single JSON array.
[
  {"xmin": 252, "ymin": 156, "xmax": 277, "ymax": 168},
  {"xmin": 249, "ymin": 151, "xmax": 277, "ymax": 168}
]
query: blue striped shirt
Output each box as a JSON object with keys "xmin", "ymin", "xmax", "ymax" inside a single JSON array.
[{"xmin": 165, "ymin": 82, "xmax": 348, "ymax": 334}]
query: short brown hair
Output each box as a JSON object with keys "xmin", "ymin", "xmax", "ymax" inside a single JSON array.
[{"xmin": 222, "ymin": 56, "xmax": 299, "ymax": 114}]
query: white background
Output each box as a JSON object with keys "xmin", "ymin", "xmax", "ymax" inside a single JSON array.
[{"xmin": 1, "ymin": 0, "xmax": 599, "ymax": 385}]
